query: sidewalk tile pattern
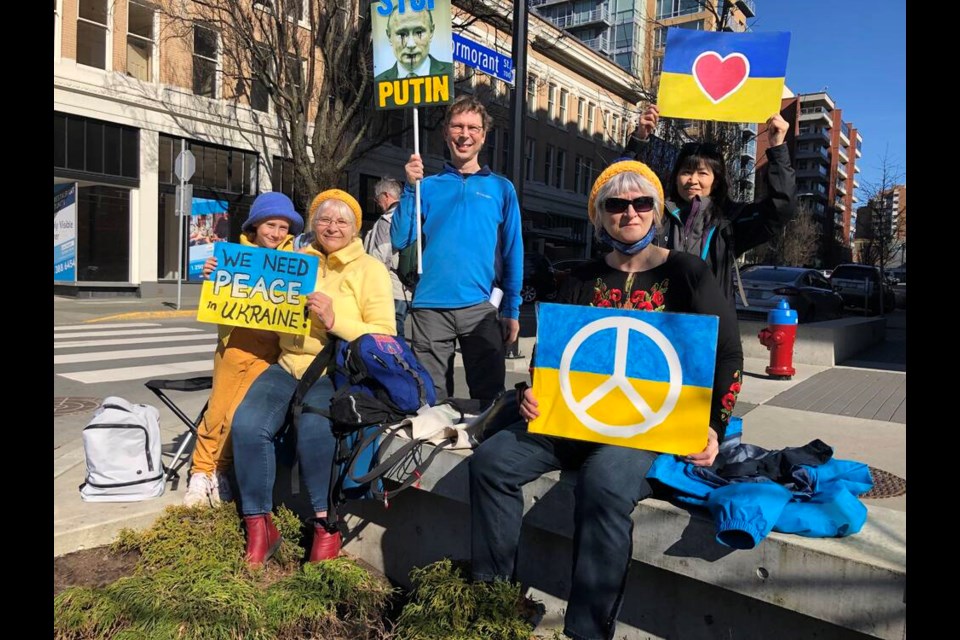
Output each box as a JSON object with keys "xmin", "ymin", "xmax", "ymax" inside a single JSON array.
[{"xmin": 766, "ymin": 368, "xmax": 906, "ymax": 424}]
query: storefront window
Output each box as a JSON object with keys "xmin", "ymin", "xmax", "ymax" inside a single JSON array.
[{"xmin": 76, "ymin": 186, "xmax": 130, "ymax": 281}]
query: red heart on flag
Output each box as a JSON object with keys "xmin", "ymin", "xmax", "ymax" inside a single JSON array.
[{"xmin": 692, "ymin": 52, "xmax": 750, "ymax": 103}]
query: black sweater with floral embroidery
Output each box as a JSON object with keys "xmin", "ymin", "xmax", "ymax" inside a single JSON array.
[{"xmin": 555, "ymin": 251, "xmax": 744, "ymax": 440}]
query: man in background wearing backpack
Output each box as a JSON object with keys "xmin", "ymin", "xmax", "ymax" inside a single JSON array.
[
  {"xmin": 364, "ymin": 177, "xmax": 412, "ymax": 338},
  {"xmin": 391, "ymin": 95, "xmax": 523, "ymax": 404}
]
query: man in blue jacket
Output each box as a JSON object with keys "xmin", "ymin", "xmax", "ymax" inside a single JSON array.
[{"xmin": 391, "ymin": 95, "xmax": 523, "ymax": 403}]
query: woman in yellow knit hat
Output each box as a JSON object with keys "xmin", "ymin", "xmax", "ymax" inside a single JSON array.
[
  {"xmin": 469, "ymin": 160, "xmax": 744, "ymax": 640},
  {"xmin": 230, "ymin": 188, "xmax": 396, "ymax": 568}
]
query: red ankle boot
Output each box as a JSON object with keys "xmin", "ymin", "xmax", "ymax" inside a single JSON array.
[
  {"xmin": 243, "ymin": 514, "xmax": 282, "ymax": 568},
  {"xmin": 308, "ymin": 519, "xmax": 341, "ymax": 563}
]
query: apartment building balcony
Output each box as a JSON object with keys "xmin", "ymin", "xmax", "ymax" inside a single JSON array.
[
  {"xmin": 795, "ymin": 146, "xmax": 830, "ymax": 164},
  {"xmin": 551, "ymin": 7, "xmax": 613, "ymax": 29},
  {"xmin": 853, "ymin": 177, "xmax": 860, "ymax": 189},
  {"xmin": 855, "ymin": 164, "xmax": 861, "ymax": 173},
  {"xmin": 580, "ymin": 33, "xmax": 611, "ymax": 54},
  {"xmin": 740, "ymin": 138, "xmax": 756, "ymax": 161},
  {"xmin": 834, "ymin": 199, "xmax": 846, "ymax": 212},
  {"xmin": 856, "ymin": 146, "xmax": 862, "ymax": 158},
  {"xmin": 796, "ymin": 167, "xmax": 829, "ymax": 180},
  {"xmin": 797, "ymin": 128, "xmax": 830, "ymax": 146},
  {"xmin": 530, "ymin": 0, "xmax": 572, "ymax": 9},
  {"xmin": 797, "ymin": 181, "xmax": 828, "ymax": 200},
  {"xmin": 837, "ymin": 163, "xmax": 848, "ymax": 179},
  {"xmin": 839, "ymin": 122, "xmax": 850, "ymax": 145},
  {"xmin": 851, "ymin": 194, "xmax": 859, "ymax": 204},
  {"xmin": 799, "ymin": 106, "xmax": 832, "ymax": 127},
  {"xmin": 836, "ymin": 180, "xmax": 847, "ymax": 195},
  {"xmin": 838, "ymin": 146, "xmax": 849, "ymax": 163}
]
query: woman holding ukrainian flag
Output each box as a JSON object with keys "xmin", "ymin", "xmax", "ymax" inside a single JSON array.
[
  {"xmin": 469, "ymin": 160, "xmax": 743, "ymax": 640},
  {"xmin": 626, "ymin": 105, "xmax": 796, "ymax": 306}
]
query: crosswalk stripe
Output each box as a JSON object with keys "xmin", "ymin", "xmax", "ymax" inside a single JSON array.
[
  {"xmin": 54, "ymin": 344, "xmax": 216, "ymax": 365},
  {"xmin": 54, "ymin": 323, "xmax": 161, "ymax": 331},
  {"xmin": 55, "ymin": 333, "xmax": 217, "ymax": 349},
  {"xmin": 53, "ymin": 327, "xmax": 204, "ymax": 339},
  {"xmin": 58, "ymin": 360, "xmax": 213, "ymax": 384}
]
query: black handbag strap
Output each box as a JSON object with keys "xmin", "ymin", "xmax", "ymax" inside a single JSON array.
[
  {"xmin": 345, "ymin": 423, "xmax": 449, "ymax": 505},
  {"xmin": 290, "ymin": 338, "xmax": 339, "ymax": 432}
]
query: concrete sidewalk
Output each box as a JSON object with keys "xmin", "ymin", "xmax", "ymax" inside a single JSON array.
[{"xmin": 54, "ymin": 299, "xmax": 906, "ymax": 556}]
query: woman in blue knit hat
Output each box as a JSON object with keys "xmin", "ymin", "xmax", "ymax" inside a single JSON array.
[{"xmin": 183, "ymin": 192, "xmax": 305, "ymax": 508}]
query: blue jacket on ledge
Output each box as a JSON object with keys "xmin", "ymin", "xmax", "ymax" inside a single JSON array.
[{"xmin": 647, "ymin": 420, "xmax": 874, "ymax": 549}]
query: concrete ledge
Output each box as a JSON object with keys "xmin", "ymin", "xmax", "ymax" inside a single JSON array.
[
  {"xmin": 342, "ymin": 441, "xmax": 905, "ymax": 640},
  {"xmin": 740, "ymin": 317, "xmax": 886, "ymax": 367}
]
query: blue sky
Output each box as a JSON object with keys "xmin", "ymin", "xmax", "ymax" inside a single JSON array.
[{"xmin": 746, "ymin": 1, "xmax": 906, "ymax": 196}]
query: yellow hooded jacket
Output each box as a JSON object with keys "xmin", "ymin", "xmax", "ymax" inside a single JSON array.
[{"xmin": 278, "ymin": 238, "xmax": 396, "ymax": 379}]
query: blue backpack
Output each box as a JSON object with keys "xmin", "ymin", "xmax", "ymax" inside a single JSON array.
[
  {"xmin": 327, "ymin": 334, "xmax": 436, "ymax": 428},
  {"xmin": 289, "ymin": 334, "xmax": 437, "ymax": 523}
]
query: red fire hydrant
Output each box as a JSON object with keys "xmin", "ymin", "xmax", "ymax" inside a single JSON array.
[{"xmin": 757, "ymin": 298, "xmax": 798, "ymax": 379}]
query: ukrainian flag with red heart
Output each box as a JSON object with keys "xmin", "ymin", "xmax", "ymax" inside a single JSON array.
[{"xmin": 658, "ymin": 30, "xmax": 790, "ymax": 123}]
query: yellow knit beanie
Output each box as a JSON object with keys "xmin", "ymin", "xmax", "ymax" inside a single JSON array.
[
  {"xmin": 307, "ymin": 189, "xmax": 363, "ymax": 232},
  {"xmin": 587, "ymin": 160, "xmax": 664, "ymax": 224}
]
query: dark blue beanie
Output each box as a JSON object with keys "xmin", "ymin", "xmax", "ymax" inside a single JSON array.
[{"xmin": 242, "ymin": 192, "xmax": 304, "ymax": 236}]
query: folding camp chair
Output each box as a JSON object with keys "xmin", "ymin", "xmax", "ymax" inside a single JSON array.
[{"xmin": 144, "ymin": 377, "xmax": 213, "ymax": 482}]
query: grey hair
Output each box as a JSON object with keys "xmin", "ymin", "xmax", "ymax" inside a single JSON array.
[
  {"xmin": 374, "ymin": 177, "xmax": 402, "ymax": 200},
  {"xmin": 314, "ymin": 198, "xmax": 358, "ymax": 238},
  {"xmin": 592, "ymin": 172, "xmax": 663, "ymax": 240}
]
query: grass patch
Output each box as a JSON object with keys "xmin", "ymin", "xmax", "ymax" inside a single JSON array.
[
  {"xmin": 393, "ymin": 559, "xmax": 539, "ymax": 640},
  {"xmin": 54, "ymin": 504, "xmax": 390, "ymax": 639},
  {"xmin": 55, "ymin": 506, "xmax": 542, "ymax": 639}
]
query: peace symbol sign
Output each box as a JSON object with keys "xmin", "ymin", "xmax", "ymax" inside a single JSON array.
[{"xmin": 558, "ymin": 316, "xmax": 682, "ymax": 438}]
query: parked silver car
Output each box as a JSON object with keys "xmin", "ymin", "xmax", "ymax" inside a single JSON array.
[
  {"xmin": 829, "ymin": 263, "xmax": 896, "ymax": 314},
  {"xmin": 736, "ymin": 266, "xmax": 843, "ymax": 323}
]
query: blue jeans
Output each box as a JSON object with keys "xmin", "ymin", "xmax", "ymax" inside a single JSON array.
[
  {"xmin": 470, "ymin": 426, "xmax": 657, "ymax": 640},
  {"xmin": 231, "ymin": 363, "xmax": 336, "ymax": 515},
  {"xmin": 395, "ymin": 298, "xmax": 410, "ymax": 339}
]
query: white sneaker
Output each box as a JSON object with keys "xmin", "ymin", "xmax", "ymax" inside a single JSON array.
[
  {"xmin": 212, "ymin": 470, "xmax": 234, "ymax": 504},
  {"xmin": 183, "ymin": 473, "xmax": 214, "ymax": 507}
]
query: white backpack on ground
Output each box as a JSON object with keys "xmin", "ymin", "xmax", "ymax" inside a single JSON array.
[{"xmin": 80, "ymin": 396, "xmax": 166, "ymax": 502}]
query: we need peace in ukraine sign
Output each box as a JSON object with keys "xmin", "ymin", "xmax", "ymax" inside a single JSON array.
[
  {"xmin": 657, "ymin": 29, "xmax": 790, "ymax": 123},
  {"xmin": 529, "ymin": 303, "xmax": 718, "ymax": 455},
  {"xmin": 197, "ymin": 243, "xmax": 319, "ymax": 336}
]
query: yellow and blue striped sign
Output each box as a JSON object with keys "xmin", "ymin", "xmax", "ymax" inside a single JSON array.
[
  {"xmin": 529, "ymin": 303, "xmax": 718, "ymax": 455},
  {"xmin": 658, "ymin": 30, "xmax": 790, "ymax": 123},
  {"xmin": 197, "ymin": 242, "xmax": 319, "ymax": 336}
]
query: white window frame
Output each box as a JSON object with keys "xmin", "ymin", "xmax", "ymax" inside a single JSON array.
[
  {"xmin": 54, "ymin": 0, "xmax": 63, "ymax": 61},
  {"xmin": 548, "ymin": 83, "xmax": 557, "ymax": 122},
  {"xmin": 193, "ymin": 23, "xmax": 221, "ymax": 99},
  {"xmin": 544, "ymin": 143, "xmax": 555, "ymax": 186},
  {"xmin": 249, "ymin": 43, "xmax": 273, "ymax": 114},
  {"xmin": 577, "ymin": 98, "xmax": 585, "ymax": 133},
  {"xmin": 527, "ymin": 74, "xmax": 538, "ymax": 116},
  {"xmin": 76, "ymin": 0, "xmax": 112, "ymax": 71},
  {"xmin": 525, "ymin": 137, "xmax": 536, "ymax": 182},
  {"xmin": 559, "ymin": 88, "xmax": 568, "ymax": 127},
  {"xmin": 555, "ymin": 148, "xmax": 566, "ymax": 189},
  {"xmin": 587, "ymin": 102, "xmax": 596, "ymax": 138},
  {"xmin": 126, "ymin": 2, "xmax": 158, "ymax": 82},
  {"xmin": 254, "ymin": 0, "xmax": 308, "ymax": 27}
]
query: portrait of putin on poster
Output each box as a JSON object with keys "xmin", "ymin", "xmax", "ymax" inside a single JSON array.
[{"xmin": 373, "ymin": 0, "xmax": 454, "ymax": 110}]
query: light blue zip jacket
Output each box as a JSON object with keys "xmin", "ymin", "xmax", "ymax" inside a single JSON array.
[
  {"xmin": 648, "ymin": 444, "xmax": 873, "ymax": 549},
  {"xmin": 391, "ymin": 164, "xmax": 524, "ymax": 319}
]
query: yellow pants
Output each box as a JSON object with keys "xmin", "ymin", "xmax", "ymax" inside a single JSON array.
[{"xmin": 189, "ymin": 327, "xmax": 280, "ymax": 475}]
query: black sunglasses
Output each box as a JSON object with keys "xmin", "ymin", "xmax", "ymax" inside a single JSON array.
[{"xmin": 603, "ymin": 196, "xmax": 655, "ymax": 214}]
